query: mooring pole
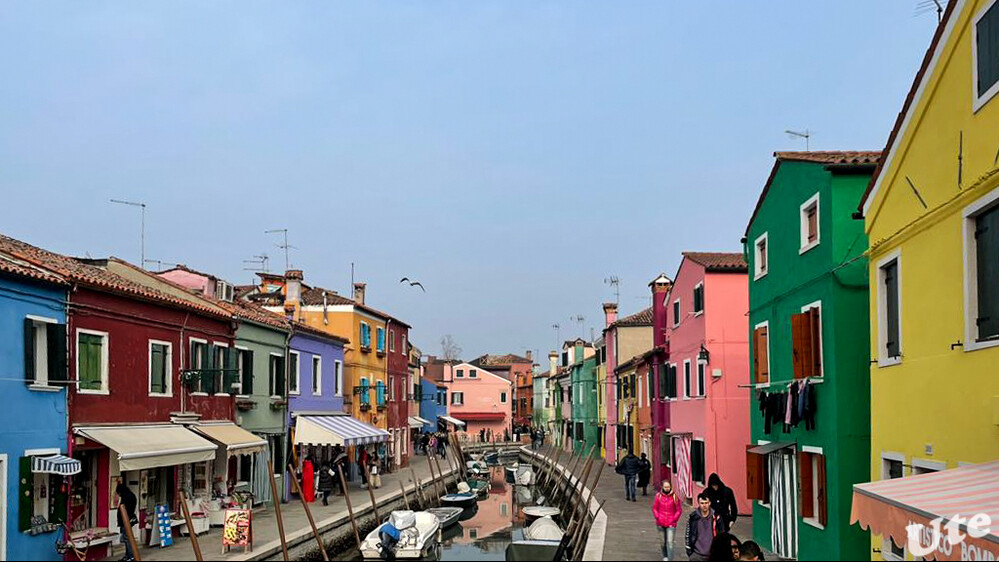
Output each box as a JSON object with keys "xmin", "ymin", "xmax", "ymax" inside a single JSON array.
[
  {"xmin": 288, "ymin": 463, "xmax": 329, "ymax": 561},
  {"xmin": 336, "ymin": 465, "xmax": 362, "ymax": 547},
  {"xmin": 266, "ymin": 460, "xmax": 289, "ymax": 561},
  {"xmin": 178, "ymin": 491, "xmax": 204, "ymax": 561}
]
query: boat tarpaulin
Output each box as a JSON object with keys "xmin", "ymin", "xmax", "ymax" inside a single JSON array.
[{"xmin": 76, "ymin": 425, "xmax": 217, "ymax": 471}]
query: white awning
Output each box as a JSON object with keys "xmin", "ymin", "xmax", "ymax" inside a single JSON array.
[
  {"xmin": 294, "ymin": 415, "xmax": 390, "ymax": 447},
  {"xmin": 191, "ymin": 423, "xmax": 267, "ymax": 457},
  {"xmin": 76, "ymin": 425, "xmax": 216, "ymax": 471},
  {"xmin": 439, "ymin": 415, "xmax": 466, "ymax": 428},
  {"xmin": 32, "ymin": 454, "xmax": 81, "ymax": 476},
  {"xmin": 408, "ymin": 416, "xmax": 431, "ymax": 428}
]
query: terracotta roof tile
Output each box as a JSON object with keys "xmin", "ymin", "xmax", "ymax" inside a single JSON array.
[
  {"xmin": 0, "ymin": 252, "xmax": 67, "ymax": 286},
  {"xmin": 611, "ymin": 307, "xmax": 654, "ymax": 328},
  {"xmin": 683, "ymin": 252, "xmax": 748, "ymax": 272},
  {"xmin": 773, "ymin": 151, "xmax": 882, "ymax": 165},
  {"xmin": 470, "ymin": 353, "xmax": 532, "ymax": 367}
]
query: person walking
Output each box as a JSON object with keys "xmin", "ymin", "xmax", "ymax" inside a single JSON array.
[
  {"xmin": 332, "ymin": 445, "xmax": 347, "ymax": 495},
  {"xmin": 615, "ymin": 450, "xmax": 641, "ymax": 502},
  {"xmin": 705, "ymin": 473, "xmax": 739, "ymax": 533},
  {"xmin": 370, "ymin": 451, "xmax": 382, "ymax": 489},
  {"xmin": 637, "ymin": 453, "xmax": 652, "ymax": 496},
  {"xmin": 359, "ymin": 447, "xmax": 370, "ymax": 488},
  {"xmin": 115, "ymin": 482, "xmax": 138, "ymax": 562},
  {"xmin": 708, "ymin": 533, "xmax": 742, "ymax": 561},
  {"xmin": 685, "ymin": 492, "xmax": 722, "ymax": 561},
  {"xmin": 652, "ymin": 480, "xmax": 682, "ymax": 561},
  {"xmin": 318, "ymin": 461, "xmax": 336, "ymax": 506}
]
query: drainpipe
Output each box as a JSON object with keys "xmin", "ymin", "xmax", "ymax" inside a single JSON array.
[
  {"xmin": 282, "ymin": 321, "xmax": 293, "ymax": 503},
  {"xmin": 180, "ymin": 312, "xmax": 190, "ymax": 414}
]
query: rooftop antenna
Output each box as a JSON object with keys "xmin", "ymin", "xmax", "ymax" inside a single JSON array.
[
  {"xmin": 915, "ymin": 0, "xmax": 943, "ymax": 22},
  {"xmin": 604, "ymin": 275, "xmax": 621, "ymax": 304},
  {"xmin": 785, "ymin": 129, "xmax": 812, "ymax": 151},
  {"xmin": 570, "ymin": 315, "xmax": 585, "ymax": 338},
  {"xmin": 243, "ymin": 254, "xmax": 270, "ymax": 279},
  {"xmin": 552, "ymin": 323, "xmax": 560, "ymax": 349},
  {"xmin": 110, "ymin": 199, "xmax": 147, "ymax": 267},
  {"xmin": 265, "ymin": 229, "xmax": 295, "ymax": 271},
  {"xmin": 143, "ymin": 259, "xmax": 177, "ymax": 270}
]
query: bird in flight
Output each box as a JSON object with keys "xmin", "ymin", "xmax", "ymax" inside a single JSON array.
[{"xmin": 399, "ymin": 278, "xmax": 426, "ymax": 292}]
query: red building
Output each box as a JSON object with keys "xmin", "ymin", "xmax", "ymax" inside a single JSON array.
[{"xmin": 386, "ymin": 320, "xmax": 411, "ymax": 468}]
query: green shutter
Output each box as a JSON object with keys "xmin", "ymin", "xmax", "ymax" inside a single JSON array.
[
  {"xmin": 976, "ymin": 206, "xmax": 999, "ymax": 340},
  {"xmin": 151, "ymin": 344, "xmax": 165, "ymax": 393},
  {"xmin": 24, "ymin": 319, "xmax": 35, "ymax": 385},
  {"xmin": 18, "ymin": 457, "xmax": 33, "ymax": 531},
  {"xmin": 200, "ymin": 344, "xmax": 213, "ymax": 394},
  {"xmin": 243, "ymin": 350, "xmax": 254, "ymax": 395},
  {"xmin": 48, "ymin": 323, "xmax": 68, "ymax": 384},
  {"xmin": 49, "ymin": 475, "xmax": 68, "ymax": 524},
  {"xmin": 276, "ymin": 356, "xmax": 286, "ymax": 397},
  {"xmin": 78, "ymin": 333, "xmax": 102, "ymax": 391},
  {"xmin": 224, "ymin": 347, "xmax": 238, "ymax": 394}
]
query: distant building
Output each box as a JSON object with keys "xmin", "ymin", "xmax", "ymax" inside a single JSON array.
[
  {"xmin": 469, "ymin": 352, "xmax": 534, "ymax": 428},
  {"xmin": 441, "ymin": 362, "xmax": 513, "ymax": 442}
]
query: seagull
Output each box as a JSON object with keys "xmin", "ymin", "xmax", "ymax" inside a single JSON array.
[{"xmin": 399, "ymin": 278, "xmax": 426, "ymax": 292}]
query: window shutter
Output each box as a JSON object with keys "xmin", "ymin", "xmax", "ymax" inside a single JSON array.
[
  {"xmin": 885, "ymin": 261, "xmax": 901, "ymax": 357},
  {"xmin": 659, "ymin": 365, "xmax": 667, "ymax": 399},
  {"xmin": 816, "ymin": 454, "xmax": 828, "ymax": 526},
  {"xmin": 24, "ymin": 318, "xmax": 35, "ymax": 385},
  {"xmin": 19, "ymin": 456, "xmax": 33, "ymax": 532},
  {"xmin": 977, "ymin": 3, "xmax": 999, "ymax": 97},
  {"xmin": 224, "ymin": 347, "xmax": 238, "ymax": 394},
  {"xmin": 243, "ymin": 350, "xmax": 254, "ymax": 395},
  {"xmin": 746, "ymin": 447, "xmax": 766, "ymax": 501},
  {"xmin": 809, "ymin": 308, "xmax": 822, "ymax": 376},
  {"xmin": 201, "ymin": 344, "xmax": 215, "ymax": 394},
  {"xmin": 276, "ymin": 356, "xmax": 286, "ymax": 397},
  {"xmin": 151, "ymin": 345, "xmax": 164, "ymax": 394},
  {"xmin": 799, "ymin": 451, "xmax": 814, "ymax": 518},
  {"xmin": 48, "ymin": 323, "xmax": 68, "ymax": 384},
  {"xmin": 791, "ymin": 313, "xmax": 812, "ymax": 379},
  {"xmin": 975, "ymin": 206, "xmax": 999, "ymax": 340}
]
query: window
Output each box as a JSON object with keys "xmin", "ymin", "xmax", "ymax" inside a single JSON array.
[
  {"xmin": 149, "ymin": 341, "xmax": 172, "ymax": 396},
  {"xmin": 215, "ymin": 280, "xmax": 234, "ymax": 302},
  {"xmin": 799, "ymin": 449, "xmax": 828, "ymax": 528},
  {"xmin": 288, "ymin": 351, "xmax": 300, "ymax": 394},
  {"xmin": 376, "ymin": 380, "xmax": 386, "ymax": 406},
  {"xmin": 189, "ymin": 339, "xmax": 209, "ymax": 393},
  {"xmin": 456, "ymin": 369, "xmax": 464, "ymax": 379},
  {"xmin": 376, "ymin": 327, "xmax": 386, "ymax": 353},
  {"xmin": 77, "ymin": 330, "xmax": 108, "ymax": 393},
  {"xmin": 800, "ymin": 194, "xmax": 820, "ymax": 253},
  {"xmin": 359, "ymin": 378, "xmax": 370, "ymax": 405},
  {"xmin": 878, "ymin": 254, "xmax": 902, "ymax": 364},
  {"xmin": 683, "ymin": 360, "xmax": 691, "ymax": 399},
  {"xmin": 667, "ymin": 364, "xmax": 678, "ymax": 399},
  {"xmin": 696, "ymin": 361, "xmax": 706, "ymax": 397},
  {"xmin": 791, "ymin": 305, "xmax": 822, "ymax": 378},
  {"xmin": 213, "ymin": 344, "xmax": 230, "ymax": 395},
  {"xmin": 753, "ymin": 323, "xmax": 770, "ymax": 384},
  {"xmin": 360, "ymin": 322, "xmax": 371, "ymax": 350},
  {"xmin": 24, "ymin": 317, "xmax": 67, "ymax": 388},
  {"xmin": 673, "ymin": 300, "xmax": 681, "ymax": 327},
  {"xmin": 561, "ymin": 351, "xmax": 568, "ymax": 366},
  {"xmin": 661, "ymin": 433, "xmax": 671, "ymax": 469},
  {"xmin": 334, "ymin": 360, "xmax": 343, "ymax": 396},
  {"xmin": 969, "ymin": 201, "xmax": 999, "ymax": 344},
  {"xmin": 754, "ymin": 233, "xmax": 769, "ymax": 279},
  {"xmin": 469, "ymin": 369, "xmax": 477, "ymax": 379},
  {"xmin": 18, "ymin": 455, "xmax": 69, "ymax": 532},
  {"xmin": 236, "ymin": 348, "xmax": 254, "ymax": 395},
  {"xmin": 883, "ymin": 456, "xmax": 906, "ymax": 559},
  {"xmin": 691, "ymin": 440, "xmax": 706, "ymax": 485},
  {"xmin": 975, "ymin": 0, "xmax": 999, "ymax": 109},
  {"xmin": 269, "ymin": 353, "xmax": 285, "ymax": 397},
  {"xmin": 575, "ymin": 422, "xmax": 584, "ymax": 442},
  {"xmin": 312, "ymin": 356, "xmax": 322, "ymax": 396},
  {"xmin": 451, "ymin": 392, "xmax": 464, "ymax": 406},
  {"xmin": 402, "ymin": 334, "xmax": 407, "ymax": 354},
  {"xmin": 693, "ymin": 283, "xmax": 704, "ymax": 315},
  {"xmin": 268, "ymin": 435, "xmax": 284, "ymax": 478},
  {"xmin": 746, "ymin": 443, "xmax": 772, "ymax": 505},
  {"xmin": 658, "ymin": 364, "xmax": 667, "ymax": 400},
  {"xmin": 390, "ymin": 330, "xmax": 396, "ymax": 352}
]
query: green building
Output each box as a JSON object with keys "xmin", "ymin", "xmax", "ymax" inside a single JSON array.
[
  {"xmin": 742, "ymin": 151, "xmax": 879, "ymax": 560},
  {"xmin": 571, "ymin": 354, "xmax": 599, "ymax": 456}
]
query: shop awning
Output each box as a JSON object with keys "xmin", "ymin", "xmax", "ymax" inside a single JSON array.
[
  {"xmin": 294, "ymin": 415, "xmax": 390, "ymax": 447},
  {"xmin": 32, "ymin": 454, "xmax": 81, "ymax": 476},
  {"xmin": 191, "ymin": 423, "xmax": 267, "ymax": 457},
  {"xmin": 438, "ymin": 415, "xmax": 466, "ymax": 427},
  {"xmin": 76, "ymin": 425, "xmax": 216, "ymax": 471},
  {"xmin": 851, "ymin": 461, "xmax": 999, "ymax": 561},
  {"xmin": 408, "ymin": 416, "xmax": 431, "ymax": 428},
  {"xmin": 454, "ymin": 412, "xmax": 506, "ymax": 421},
  {"xmin": 748, "ymin": 442, "xmax": 795, "ymax": 455}
]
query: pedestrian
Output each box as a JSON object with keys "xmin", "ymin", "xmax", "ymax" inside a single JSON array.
[
  {"xmin": 705, "ymin": 473, "xmax": 739, "ymax": 533},
  {"xmin": 359, "ymin": 447, "xmax": 370, "ymax": 488},
  {"xmin": 652, "ymin": 479, "xmax": 682, "ymax": 561},
  {"xmin": 318, "ymin": 461, "xmax": 335, "ymax": 506},
  {"xmin": 420, "ymin": 432, "xmax": 429, "ymax": 455},
  {"xmin": 429, "ymin": 434, "xmax": 438, "ymax": 457},
  {"xmin": 530, "ymin": 428, "xmax": 538, "ymax": 450},
  {"xmin": 738, "ymin": 541, "xmax": 765, "ymax": 561},
  {"xmin": 439, "ymin": 431, "xmax": 448, "ymax": 458},
  {"xmin": 708, "ymin": 533, "xmax": 741, "ymax": 562},
  {"xmin": 332, "ymin": 446, "xmax": 347, "ymax": 495},
  {"xmin": 615, "ymin": 450, "xmax": 641, "ymax": 502},
  {"xmin": 302, "ymin": 456, "xmax": 316, "ymax": 503},
  {"xmin": 370, "ymin": 451, "xmax": 382, "ymax": 489},
  {"xmin": 115, "ymin": 482, "xmax": 138, "ymax": 562},
  {"xmin": 685, "ymin": 492, "xmax": 721, "ymax": 561},
  {"xmin": 637, "ymin": 453, "xmax": 652, "ymax": 496}
]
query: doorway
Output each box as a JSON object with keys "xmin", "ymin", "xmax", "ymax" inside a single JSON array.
[{"xmin": 769, "ymin": 449, "xmax": 798, "ymax": 560}]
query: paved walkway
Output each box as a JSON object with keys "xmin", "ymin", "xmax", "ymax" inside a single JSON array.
[{"xmin": 105, "ymin": 453, "xmax": 458, "ymax": 561}]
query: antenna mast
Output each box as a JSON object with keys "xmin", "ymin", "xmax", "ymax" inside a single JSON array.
[
  {"xmin": 265, "ymin": 229, "xmax": 294, "ymax": 271},
  {"xmin": 785, "ymin": 129, "xmax": 812, "ymax": 151},
  {"xmin": 604, "ymin": 276, "xmax": 621, "ymax": 303},
  {"xmin": 110, "ymin": 199, "xmax": 147, "ymax": 267}
]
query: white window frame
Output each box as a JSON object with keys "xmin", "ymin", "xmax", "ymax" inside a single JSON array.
[
  {"xmin": 312, "ymin": 355, "xmax": 322, "ymax": 396},
  {"xmin": 683, "ymin": 359, "xmax": 691, "ymax": 400},
  {"xmin": 973, "ymin": 0, "xmax": 999, "ymax": 113},
  {"xmin": 876, "ymin": 249, "xmax": 904, "ymax": 366},
  {"xmin": 213, "ymin": 342, "xmax": 230, "ymax": 397},
  {"xmin": 756, "ymin": 440, "xmax": 772, "ymax": 508},
  {"xmin": 799, "ymin": 193, "xmax": 821, "ymax": 254},
  {"xmin": 500, "ymin": 391, "xmax": 507, "ymax": 404},
  {"xmin": 696, "ymin": 360, "xmax": 707, "ymax": 398},
  {"xmin": 269, "ymin": 352, "xmax": 284, "ymax": 399},
  {"xmin": 469, "ymin": 369, "xmax": 477, "ymax": 379},
  {"xmin": 754, "ymin": 232, "xmax": 769, "ymax": 280},
  {"xmin": 26, "ymin": 315, "xmax": 58, "ymax": 389},
  {"xmin": 692, "ymin": 438, "xmax": 706, "ymax": 486},
  {"xmin": 693, "ymin": 282, "xmax": 704, "ymax": 316},
  {"xmin": 456, "ymin": 369, "xmax": 464, "ymax": 379},
  {"xmin": 881, "ymin": 452, "xmax": 908, "ymax": 560},
  {"xmin": 148, "ymin": 340, "xmax": 173, "ymax": 398},
  {"xmin": 452, "ymin": 391, "xmax": 464, "ymax": 406},
  {"xmin": 800, "ymin": 445, "xmax": 825, "ymax": 530},
  {"xmin": 402, "ymin": 334, "xmax": 407, "ymax": 354},
  {"xmin": 234, "ymin": 346, "xmax": 249, "ymax": 398},
  {"xmin": 288, "ymin": 350, "xmax": 301, "ymax": 395},
  {"xmin": 673, "ymin": 299, "xmax": 681, "ymax": 328},
  {"xmin": 188, "ymin": 337, "xmax": 209, "ymax": 396},
  {"xmin": 801, "ymin": 300, "xmax": 824, "ymax": 377},
  {"xmin": 963, "ymin": 186, "xmax": 999, "ymax": 351},
  {"xmin": 334, "ymin": 360, "xmax": 343, "ymax": 396},
  {"xmin": 76, "ymin": 328, "xmax": 110, "ymax": 395},
  {"xmin": 754, "ymin": 320, "xmax": 771, "ymax": 387},
  {"xmin": 668, "ymin": 363, "xmax": 678, "ymax": 401},
  {"xmin": 912, "ymin": 458, "xmax": 946, "ymax": 474}
]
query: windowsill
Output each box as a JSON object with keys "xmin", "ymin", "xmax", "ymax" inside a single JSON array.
[
  {"xmin": 236, "ymin": 395, "xmax": 251, "ymax": 399},
  {"xmin": 149, "ymin": 392, "xmax": 173, "ymax": 398},
  {"xmin": 216, "ymin": 393, "xmax": 230, "ymax": 397},
  {"xmin": 754, "ymin": 271, "xmax": 768, "ymax": 281},
  {"xmin": 190, "ymin": 392, "xmax": 209, "ymax": 397},
  {"xmin": 28, "ymin": 384, "xmax": 63, "ymax": 393},
  {"xmin": 695, "ymin": 396, "xmax": 707, "ymax": 400},
  {"xmin": 799, "ymin": 240, "xmax": 820, "ymax": 255},
  {"xmin": 878, "ymin": 356, "xmax": 903, "ymax": 368},
  {"xmin": 694, "ymin": 311, "xmax": 704, "ymax": 317},
  {"xmin": 757, "ymin": 501, "xmax": 771, "ymax": 509},
  {"xmin": 802, "ymin": 518, "xmax": 825, "ymax": 530},
  {"xmin": 78, "ymin": 389, "xmax": 109, "ymax": 396},
  {"xmin": 965, "ymin": 338, "xmax": 999, "ymax": 352}
]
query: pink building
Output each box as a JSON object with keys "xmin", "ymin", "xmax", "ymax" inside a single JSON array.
[
  {"xmin": 664, "ymin": 252, "xmax": 751, "ymax": 513},
  {"xmin": 444, "ymin": 362, "xmax": 513, "ymax": 442}
]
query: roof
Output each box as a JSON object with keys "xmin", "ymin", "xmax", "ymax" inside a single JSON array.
[
  {"xmin": 470, "ymin": 353, "xmax": 533, "ymax": 367},
  {"xmin": 248, "ymin": 279, "xmax": 411, "ymax": 329},
  {"xmin": 0, "ymin": 234, "xmax": 230, "ymax": 318},
  {"xmin": 155, "ymin": 263, "xmax": 220, "ymax": 281},
  {"xmin": 682, "ymin": 252, "xmax": 748, "ymax": 273},
  {"xmin": 614, "ymin": 347, "xmax": 659, "ymax": 373},
  {"xmin": 859, "ymin": 0, "xmax": 958, "ymax": 214},
  {"xmin": 746, "ymin": 151, "xmax": 882, "ymax": 236},
  {"xmin": 0, "ymin": 251, "xmax": 67, "ymax": 286},
  {"xmin": 291, "ymin": 321, "xmax": 350, "ymax": 346},
  {"xmin": 218, "ymin": 300, "xmax": 289, "ymax": 331},
  {"xmin": 610, "ymin": 307, "xmax": 653, "ymax": 328}
]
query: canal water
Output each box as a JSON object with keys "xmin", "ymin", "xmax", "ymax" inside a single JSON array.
[{"xmin": 335, "ymin": 461, "xmax": 537, "ymax": 561}]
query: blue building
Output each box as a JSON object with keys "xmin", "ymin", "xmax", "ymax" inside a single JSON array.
[
  {"xmin": 0, "ymin": 258, "xmax": 76, "ymax": 561},
  {"xmin": 419, "ymin": 376, "xmax": 448, "ymax": 433}
]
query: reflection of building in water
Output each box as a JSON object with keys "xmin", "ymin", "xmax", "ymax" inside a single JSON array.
[{"xmin": 458, "ymin": 467, "xmax": 514, "ymax": 544}]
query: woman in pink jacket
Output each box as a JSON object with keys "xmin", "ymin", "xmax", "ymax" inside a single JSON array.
[{"xmin": 652, "ymin": 479, "xmax": 682, "ymax": 561}]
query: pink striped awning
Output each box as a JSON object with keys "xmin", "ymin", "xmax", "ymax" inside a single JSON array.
[{"xmin": 851, "ymin": 461, "xmax": 999, "ymax": 561}]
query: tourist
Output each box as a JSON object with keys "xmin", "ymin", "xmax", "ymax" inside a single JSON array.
[
  {"xmin": 684, "ymin": 492, "xmax": 721, "ymax": 561},
  {"xmin": 637, "ymin": 453, "xmax": 652, "ymax": 496},
  {"xmin": 420, "ymin": 432, "xmax": 430, "ymax": 455},
  {"xmin": 479, "ymin": 428, "xmax": 486, "ymax": 443},
  {"xmin": 652, "ymin": 479, "xmax": 681, "ymax": 561},
  {"xmin": 359, "ymin": 447, "xmax": 370, "ymax": 487},
  {"xmin": 318, "ymin": 461, "xmax": 335, "ymax": 506},
  {"xmin": 369, "ymin": 451, "xmax": 382, "ymax": 489},
  {"xmin": 615, "ymin": 450, "xmax": 641, "ymax": 502},
  {"xmin": 439, "ymin": 431, "xmax": 449, "ymax": 458},
  {"xmin": 707, "ymin": 533, "xmax": 741, "ymax": 561},
  {"xmin": 115, "ymin": 482, "xmax": 138, "ymax": 562},
  {"xmin": 738, "ymin": 541, "xmax": 765, "ymax": 561},
  {"xmin": 332, "ymin": 445, "xmax": 347, "ymax": 495},
  {"xmin": 705, "ymin": 473, "xmax": 739, "ymax": 533}
]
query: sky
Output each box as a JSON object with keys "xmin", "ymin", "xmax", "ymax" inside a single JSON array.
[{"xmin": 0, "ymin": 1, "xmax": 937, "ymax": 360}]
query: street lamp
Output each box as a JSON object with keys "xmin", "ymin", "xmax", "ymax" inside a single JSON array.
[{"xmin": 698, "ymin": 345, "xmax": 710, "ymax": 363}]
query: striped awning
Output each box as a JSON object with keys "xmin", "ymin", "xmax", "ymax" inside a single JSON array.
[
  {"xmin": 32, "ymin": 454, "xmax": 81, "ymax": 476},
  {"xmin": 408, "ymin": 416, "xmax": 431, "ymax": 428},
  {"xmin": 851, "ymin": 461, "xmax": 999, "ymax": 561},
  {"xmin": 439, "ymin": 415, "xmax": 466, "ymax": 428},
  {"xmin": 294, "ymin": 415, "xmax": 390, "ymax": 447}
]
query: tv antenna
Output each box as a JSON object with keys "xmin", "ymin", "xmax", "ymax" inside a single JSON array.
[
  {"xmin": 143, "ymin": 259, "xmax": 177, "ymax": 270},
  {"xmin": 243, "ymin": 254, "xmax": 270, "ymax": 275},
  {"xmin": 604, "ymin": 276, "xmax": 621, "ymax": 303},
  {"xmin": 552, "ymin": 323, "xmax": 560, "ymax": 348},
  {"xmin": 110, "ymin": 199, "xmax": 147, "ymax": 267},
  {"xmin": 265, "ymin": 229, "xmax": 296, "ymax": 271},
  {"xmin": 915, "ymin": 0, "xmax": 943, "ymax": 22},
  {"xmin": 570, "ymin": 315, "xmax": 585, "ymax": 337},
  {"xmin": 785, "ymin": 129, "xmax": 812, "ymax": 151}
]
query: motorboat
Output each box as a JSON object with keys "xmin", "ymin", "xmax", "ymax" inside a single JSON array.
[
  {"xmin": 468, "ymin": 479, "xmax": 489, "ymax": 498},
  {"xmin": 522, "ymin": 506, "xmax": 561, "ymax": 522},
  {"xmin": 426, "ymin": 506, "xmax": 463, "ymax": 528},
  {"xmin": 506, "ymin": 540, "xmax": 563, "ymax": 561},
  {"xmin": 505, "ymin": 464, "xmax": 518, "ymax": 483},
  {"xmin": 467, "ymin": 460, "xmax": 488, "ymax": 472},
  {"xmin": 483, "ymin": 451, "xmax": 500, "ymax": 464},
  {"xmin": 522, "ymin": 516, "xmax": 565, "ymax": 542},
  {"xmin": 515, "ymin": 465, "xmax": 535, "ymax": 486},
  {"xmin": 440, "ymin": 492, "xmax": 477, "ymax": 509},
  {"xmin": 359, "ymin": 511, "xmax": 441, "ymax": 560}
]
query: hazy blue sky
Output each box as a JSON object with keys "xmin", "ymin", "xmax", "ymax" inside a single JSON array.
[{"xmin": 0, "ymin": 2, "xmax": 936, "ymax": 359}]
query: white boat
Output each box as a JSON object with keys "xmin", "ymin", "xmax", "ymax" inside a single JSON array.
[
  {"xmin": 522, "ymin": 506, "xmax": 561, "ymax": 522},
  {"xmin": 515, "ymin": 466, "xmax": 535, "ymax": 486},
  {"xmin": 426, "ymin": 507, "xmax": 463, "ymax": 528},
  {"xmin": 467, "ymin": 460, "xmax": 488, "ymax": 472},
  {"xmin": 522, "ymin": 516, "xmax": 564, "ymax": 542},
  {"xmin": 440, "ymin": 492, "xmax": 477, "ymax": 509},
  {"xmin": 359, "ymin": 511, "xmax": 441, "ymax": 560}
]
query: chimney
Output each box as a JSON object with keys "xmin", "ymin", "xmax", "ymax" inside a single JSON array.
[
  {"xmin": 650, "ymin": 274, "xmax": 673, "ymax": 347},
  {"xmin": 549, "ymin": 351, "xmax": 558, "ymax": 376},
  {"xmin": 353, "ymin": 282, "xmax": 367, "ymax": 305},
  {"xmin": 603, "ymin": 302, "xmax": 619, "ymax": 328},
  {"xmin": 286, "ymin": 270, "xmax": 304, "ymax": 305},
  {"xmin": 283, "ymin": 303, "xmax": 296, "ymax": 321},
  {"xmin": 526, "ymin": 350, "xmax": 533, "ymax": 362}
]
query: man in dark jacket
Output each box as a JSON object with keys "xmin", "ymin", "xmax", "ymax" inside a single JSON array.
[
  {"xmin": 616, "ymin": 451, "xmax": 642, "ymax": 501},
  {"xmin": 318, "ymin": 461, "xmax": 336, "ymax": 506},
  {"xmin": 685, "ymin": 492, "xmax": 721, "ymax": 561},
  {"xmin": 637, "ymin": 453, "xmax": 652, "ymax": 496},
  {"xmin": 705, "ymin": 473, "xmax": 739, "ymax": 532},
  {"xmin": 115, "ymin": 482, "xmax": 138, "ymax": 561}
]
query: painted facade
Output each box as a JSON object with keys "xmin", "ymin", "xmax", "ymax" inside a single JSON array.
[
  {"xmin": 570, "ymin": 353, "xmax": 599, "ymax": 455},
  {"xmin": 601, "ymin": 305, "xmax": 653, "ymax": 465},
  {"xmin": 594, "ymin": 338, "xmax": 607, "ymax": 459},
  {"xmin": 469, "ymin": 353, "xmax": 533, "ymax": 428},
  {"xmin": 443, "ymin": 362, "xmax": 512, "ymax": 442},
  {"xmin": 647, "ymin": 274, "xmax": 673, "ymax": 488},
  {"xmin": 419, "ymin": 376, "xmax": 447, "ymax": 433}
]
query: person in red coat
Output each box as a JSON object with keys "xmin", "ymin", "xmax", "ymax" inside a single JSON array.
[
  {"xmin": 652, "ymin": 479, "xmax": 682, "ymax": 560},
  {"xmin": 302, "ymin": 458, "xmax": 316, "ymax": 503}
]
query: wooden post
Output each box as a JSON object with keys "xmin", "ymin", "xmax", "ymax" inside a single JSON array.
[
  {"xmin": 399, "ymin": 481, "xmax": 411, "ymax": 510},
  {"xmin": 541, "ymin": 446, "xmax": 562, "ymax": 491},
  {"xmin": 558, "ymin": 451, "xmax": 587, "ymax": 513},
  {"xmin": 426, "ymin": 454, "xmax": 440, "ymax": 505},
  {"xmin": 178, "ymin": 491, "xmax": 204, "ymax": 562},
  {"xmin": 267, "ymin": 460, "xmax": 290, "ymax": 562},
  {"xmin": 288, "ymin": 463, "xmax": 329, "ymax": 561},
  {"xmin": 409, "ymin": 468, "xmax": 426, "ymax": 508},
  {"xmin": 431, "ymin": 454, "xmax": 446, "ymax": 500},
  {"xmin": 562, "ymin": 454, "xmax": 594, "ymax": 513},
  {"xmin": 118, "ymin": 505, "xmax": 142, "ymax": 561},
  {"xmin": 364, "ymin": 464, "xmax": 380, "ymax": 522},
  {"xmin": 431, "ymin": 454, "xmax": 449, "ymax": 492},
  {"xmin": 336, "ymin": 464, "xmax": 362, "ymax": 547},
  {"xmin": 572, "ymin": 498, "xmax": 607, "ymax": 561}
]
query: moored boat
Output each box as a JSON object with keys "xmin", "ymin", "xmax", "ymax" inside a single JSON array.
[
  {"xmin": 440, "ymin": 492, "xmax": 477, "ymax": 509},
  {"xmin": 505, "ymin": 540, "xmax": 562, "ymax": 562},
  {"xmin": 522, "ymin": 515, "xmax": 565, "ymax": 542},
  {"xmin": 359, "ymin": 511, "xmax": 441, "ymax": 560},
  {"xmin": 522, "ymin": 506, "xmax": 561, "ymax": 522},
  {"xmin": 426, "ymin": 507, "xmax": 463, "ymax": 528}
]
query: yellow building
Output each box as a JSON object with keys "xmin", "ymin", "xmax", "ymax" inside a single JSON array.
[{"xmin": 858, "ymin": 1, "xmax": 999, "ymax": 558}]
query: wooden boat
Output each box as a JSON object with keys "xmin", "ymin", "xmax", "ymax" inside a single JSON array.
[
  {"xmin": 522, "ymin": 506, "xmax": 561, "ymax": 522},
  {"xmin": 440, "ymin": 493, "xmax": 477, "ymax": 509},
  {"xmin": 515, "ymin": 466, "xmax": 535, "ymax": 486},
  {"xmin": 426, "ymin": 507, "xmax": 462, "ymax": 528},
  {"xmin": 359, "ymin": 511, "xmax": 441, "ymax": 560},
  {"xmin": 506, "ymin": 540, "xmax": 562, "ymax": 561}
]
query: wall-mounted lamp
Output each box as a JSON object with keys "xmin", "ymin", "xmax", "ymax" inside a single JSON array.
[{"xmin": 698, "ymin": 345, "xmax": 710, "ymax": 363}]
